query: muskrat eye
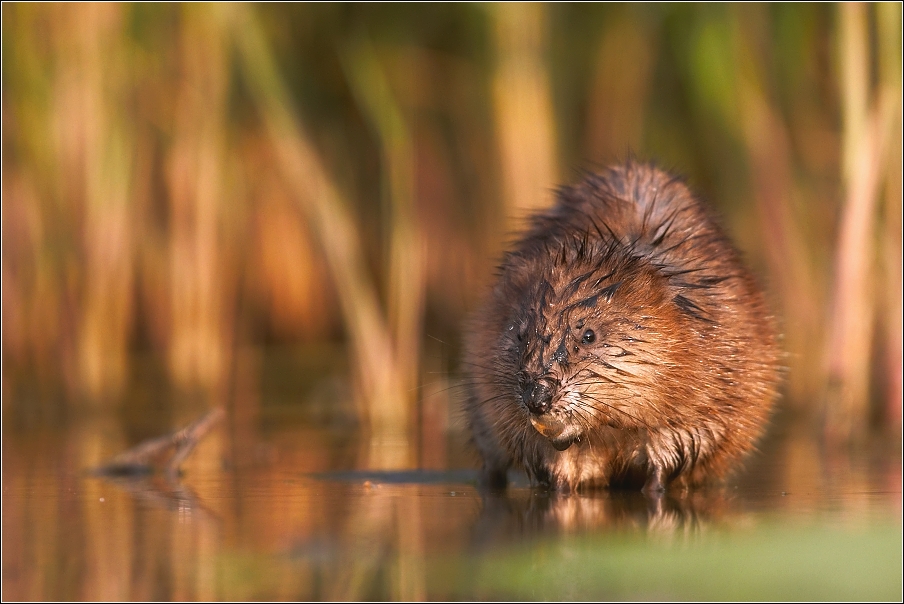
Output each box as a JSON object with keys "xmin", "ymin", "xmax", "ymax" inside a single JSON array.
[{"xmin": 581, "ymin": 329, "xmax": 596, "ymax": 344}]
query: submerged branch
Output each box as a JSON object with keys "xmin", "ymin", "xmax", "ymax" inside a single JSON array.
[{"xmin": 92, "ymin": 407, "xmax": 225, "ymax": 476}]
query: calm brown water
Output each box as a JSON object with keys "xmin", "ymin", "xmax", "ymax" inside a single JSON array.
[{"xmin": 3, "ymin": 397, "xmax": 901, "ymax": 601}]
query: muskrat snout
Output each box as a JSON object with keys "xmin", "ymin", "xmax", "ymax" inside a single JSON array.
[
  {"xmin": 518, "ymin": 372, "xmax": 557, "ymax": 415},
  {"xmin": 519, "ymin": 372, "xmax": 579, "ymax": 451}
]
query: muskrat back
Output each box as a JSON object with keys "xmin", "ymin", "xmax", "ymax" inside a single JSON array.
[{"xmin": 462, "ymin": 162, "xmax": 781, "ymax": 493}]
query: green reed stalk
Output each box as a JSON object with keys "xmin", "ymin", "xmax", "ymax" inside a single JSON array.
[{"xmin": 225, "ymin": 5, "xmax": 411, "ymax": 466}]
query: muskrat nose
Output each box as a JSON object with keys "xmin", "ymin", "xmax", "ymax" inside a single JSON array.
[{"xmin": 519, "ymin": 375, "xmax": 556, "ymax": 415}]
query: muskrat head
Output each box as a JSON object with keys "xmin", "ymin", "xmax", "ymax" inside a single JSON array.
[{"xmin": 502, "ymin": 248, "xmax": 667, "ymax": 451}]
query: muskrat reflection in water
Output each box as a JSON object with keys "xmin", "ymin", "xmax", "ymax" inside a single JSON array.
[
  {"xmin": 470, "ymin": 488, "xmax": 733, "ymax": 547},
  {"xmin": 463, "ymin": 162, "xmax": 781, "ymax": 493}
]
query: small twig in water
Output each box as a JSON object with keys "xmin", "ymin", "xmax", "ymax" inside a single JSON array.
[{"xmin": 93, "ymin": 407, "xmax": 225, "ymax": 477}]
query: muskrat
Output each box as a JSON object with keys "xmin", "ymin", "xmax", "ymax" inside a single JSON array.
[{"xmin": 463, "ymin": 162, "xmax": 781, "ymax": 493}]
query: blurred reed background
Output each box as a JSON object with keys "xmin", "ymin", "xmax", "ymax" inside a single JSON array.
[{"xmin": 2, "ymin": 3, "xmax": 901, "ymax": 447}]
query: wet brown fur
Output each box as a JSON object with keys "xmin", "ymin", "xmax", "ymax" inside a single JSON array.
[{"xmin": 463, "ymin": 162, "xmax": 781, "ymax": 492}]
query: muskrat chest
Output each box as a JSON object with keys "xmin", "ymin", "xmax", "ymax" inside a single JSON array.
[{"xmin": 462, "ymin": 162, "xmax": 781, "ymax": 493}]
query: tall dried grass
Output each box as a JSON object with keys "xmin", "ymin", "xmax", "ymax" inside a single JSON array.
[{"xmin": 2, "ymin": 4, "xmax": 900, "ymax": 443}]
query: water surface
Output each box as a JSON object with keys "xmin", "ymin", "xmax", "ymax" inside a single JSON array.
[{"xmin": 3, "ymin": 402, "xmax": 901, "ymax": 601}]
